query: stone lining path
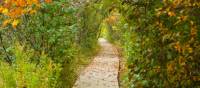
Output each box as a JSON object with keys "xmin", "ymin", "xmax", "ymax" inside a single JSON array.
[{"xmin": 73, "ymin": 38, "xmax": 119, "ymax": 88}]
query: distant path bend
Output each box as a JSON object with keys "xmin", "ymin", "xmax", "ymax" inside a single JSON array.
[{"xmin": 73, "ymin": 38, "xmax": 119, "ymax": 88}]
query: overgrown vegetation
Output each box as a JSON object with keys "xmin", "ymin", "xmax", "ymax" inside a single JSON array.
[
  {"xmin": 0, "ymin": 0, "xmax": 103, "ymax": 88},
  {"xmin": 0, "ymin": 0, "xmax": 200, "ymax": 88},
  {"xmin": 105, "ymin": 0, "xmax": 200, "ymax": 87}
]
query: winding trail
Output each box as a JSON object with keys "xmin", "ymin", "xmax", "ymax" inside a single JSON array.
[{"xmin": 73, "ymin": 38, "xmax": 119, "ymax": 88}]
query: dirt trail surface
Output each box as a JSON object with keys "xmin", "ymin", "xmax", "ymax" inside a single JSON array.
[{"xmin": 73, "ymin": 38, "xmax": 119, "ymax": 88}]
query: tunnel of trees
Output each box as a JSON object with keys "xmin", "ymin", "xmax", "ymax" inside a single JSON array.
[{"xmin": 0, "ymin": 0, "xmax": 199, "ymax": 88}]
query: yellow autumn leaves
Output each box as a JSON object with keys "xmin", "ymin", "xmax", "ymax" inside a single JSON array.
[
  {"xmin": 0, "ymin": 7, "xmax": 20, "ymax": 29},
  {"xmin": 0, "ymin": 0, "xmax": 51, "ymax": 29},
  {"xmin": 12, "ymin": 19, "xmax": 20, "ymax": 29},
  {"xmin": 0, "ymin": 7, "xmax": 9, "ymax": 14},
  {"xmin": 0, "ymin": 1, "xmax": 35, "ymax": 29},
  {"xmin": 105, "ymin": 15, "xmax": 118, "ymax": 25},
  {"xmin": 1, "ymin": 19, "xmax": 19, "ymax": 29},
  {"xmin": 155, "ymin": 0, "xmax": 198, "ymax": 55},
  {"xmin": 155, "ymin": 2, "xmax": 199, "ymax": 82},
  {"xmin": 104, "ymin": 10, "xmax": 119, "ymax": 25},
  {"xmin": 174, "ymin": 42, "xmax": 193, "ymax": 54}
]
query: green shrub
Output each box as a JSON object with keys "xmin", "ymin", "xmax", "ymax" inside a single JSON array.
[
  {"xmin": 0, "ymin": 43, "xmax": 62, "ymax": 88},
  {"xmin": 0, "ymin": 0, "xmax": 104, "ymax": 88},
  {"xmin": 106, "ymin": 0, "xmax": 200, "ymax": 87}
]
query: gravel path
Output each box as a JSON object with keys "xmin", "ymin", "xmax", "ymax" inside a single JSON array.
[{"xmin": 73, "ymin": 38, "xmax": 119, "ymax": 88}]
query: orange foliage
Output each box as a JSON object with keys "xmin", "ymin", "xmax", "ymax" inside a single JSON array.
[
  {"xmin": 0, "ymin": 0, "xmax": 51, "ymax": 29},
  {"xmin": 45, "ymin": 0, "xmax": 52, "ymax": 3}
]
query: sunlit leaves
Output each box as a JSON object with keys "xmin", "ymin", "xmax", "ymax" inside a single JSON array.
[
  {"xmin": 0, "ymin": 0, "xmax": 81, "ymax": 87},
  {"xmin": 2, "ymin": 19, "xmax": 12, "ymax": 27},
  {"xmin": 12, "ymin": 19, "xmax": 20, "ymax": 29},
  {"xmin": 167, "ymin": 11, "xmax": 175, "ymax": 17},
  {"xmin": 0, "ymin": 0, "xmax": 51, "ymax": 29},
  {"xmin": 104, "ymin": 10, "xmax": 119, "ymax": 25},
  {"xmin": 1, "ymin": 8, "xmax": 9, "ymax": 14}
]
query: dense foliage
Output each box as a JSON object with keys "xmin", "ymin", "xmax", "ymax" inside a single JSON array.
[
  {"xmin": 0, "ymin": 0, "xmax": 103, "ymax": 88},
  {"xmin": 106, "ymin": 0, "xmax": 200, "ymax": 87},
  {"xmin": 0, "ymin": 0, "xmax": 199, "ymax": 88}
]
